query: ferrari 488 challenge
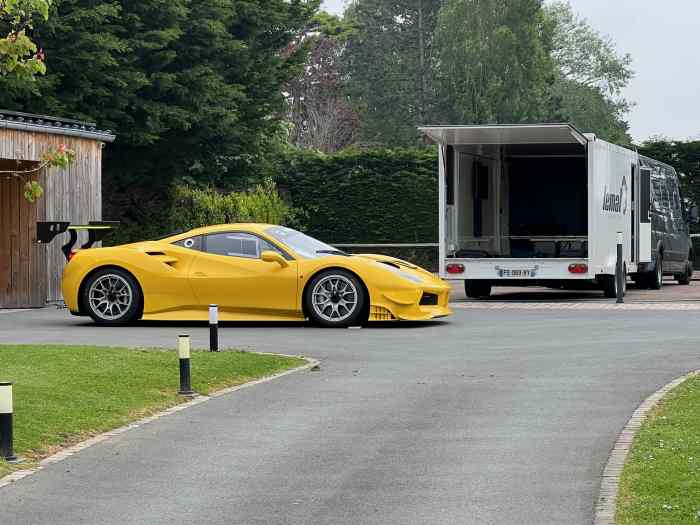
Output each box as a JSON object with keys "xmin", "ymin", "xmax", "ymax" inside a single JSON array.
[{"xmin": 61, "ymin": 224, "xmax": 452, "ymax": 327}]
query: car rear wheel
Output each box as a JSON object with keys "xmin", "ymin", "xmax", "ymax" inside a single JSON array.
[
  {"xmin": 305, "ymin": 270, "xmax": 366, "ymax": 328},
  {"xmin": 83, "ymin": 268, "xmax": 142, "ymax": 325}
]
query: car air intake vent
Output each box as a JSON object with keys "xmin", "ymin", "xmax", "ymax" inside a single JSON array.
[
  {"xmin": 419, "ymin": 293, "xmax": 438, "ymax": 306},
  {"xmin": 145, "ymin": 251, "xmax": 166, "ymax": 256},
  {"xmin": 380, "ymin": 261, "xmax": 401, "ymax": 269}
]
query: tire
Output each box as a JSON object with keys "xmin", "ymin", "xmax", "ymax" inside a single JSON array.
[
  {"xmin": 648, "ymin": 254, "xmax": 663, "ymax": 290},
  {"xmin": 82, "ymin": 268, "xmax": 142, "ymax": 325},
  {"xmin": 465, "ymin": 280, "xmax": 491, "ymax": 299},
  {"xmin": 632, "ymin": 277, "xmax": 649, "ymax": 290},
  {"xmin": 676, "ymin": 259, "xmax": 693, "ymax": 285},
  {"xmin": 305, "ymin": 269, "xmax": 366, "ymax": 328},
  {"xmin": 601, "ymin": 268, "xmax": 626, "ymax": 299}
]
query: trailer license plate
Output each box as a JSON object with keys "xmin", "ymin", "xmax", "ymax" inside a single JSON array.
[{"xmin": 497, "ymin": 268, "xmax": 537, "ymax": 278}]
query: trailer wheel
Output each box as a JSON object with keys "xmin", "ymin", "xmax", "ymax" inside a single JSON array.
[
  {"xmin": 465, "ymin": 281, "xmax": 491, "ymax": 299},
  {"xmin": 601, "ymin": 272, "xmax": 626, "ymax": 299}
]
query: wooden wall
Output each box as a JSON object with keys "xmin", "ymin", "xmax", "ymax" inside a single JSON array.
[
  {"xmin": 0, "ymin": 161, "xmax": 46, "ymax": 308},
  {"xmin": 0, "ymin": 128, "xmax": 103, "ymax": 307}
]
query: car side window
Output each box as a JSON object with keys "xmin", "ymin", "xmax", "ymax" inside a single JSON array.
[
  {"xmin": 173, "ymin": 236, "xmax": 202, "ymax": 251},
  {"xmin": 205, "ymin": 233, "xmax": 262, "ymax": 259}
]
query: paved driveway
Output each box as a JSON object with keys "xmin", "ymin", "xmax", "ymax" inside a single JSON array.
[{"xmin": 1, "ymin": 307, "xmax": 699, "ymax": 525}]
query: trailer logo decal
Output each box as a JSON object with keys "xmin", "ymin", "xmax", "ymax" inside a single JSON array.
[{"xmin": 602, "ymin": 176, "xmax": 628, "ymax": 215}]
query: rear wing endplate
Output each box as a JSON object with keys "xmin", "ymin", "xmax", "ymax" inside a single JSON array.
[{"xmin": 37, "ymin": 221, "xmax": 120, "ymax": 260}]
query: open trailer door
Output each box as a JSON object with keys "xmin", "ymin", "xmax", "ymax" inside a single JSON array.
[{"xmin": 419, "ymin": 124, "xmax": 590, "ymax": 281}]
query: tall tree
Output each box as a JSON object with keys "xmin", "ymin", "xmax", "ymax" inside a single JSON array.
[
  {"xmin": 0, "ymin": 0, "xmax": 49, "ymax": 85},
  {"xmin": 285, "ymin": 12, "xmax": 359, "ymax": 153},
  {"xmin": 434, "ymin": 0, "xmax": 554, "ymax": 124},
  {"xmin": 544, "ymin": 1, "xmax": 633, "ymax": 144},
  {"xmin": 0, "ymin": 0, "xmax": 319, "ymax": 233},
  {"xmin": 345, "ymin": 0, "xmax": 441, "ymax": 147}
]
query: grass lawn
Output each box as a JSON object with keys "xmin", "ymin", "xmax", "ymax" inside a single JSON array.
[
  {"xmin": 617, "ymin": 374, "xmax": 700, "ymax": 524},
  {"xmin": 0, "ymin": 344, "xmax": 305, "ymax": 479}
]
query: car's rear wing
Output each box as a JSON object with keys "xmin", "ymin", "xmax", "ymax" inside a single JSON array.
[{"xmin": 37, "ymin": 221, "xmax": 119, "ymax": 260}]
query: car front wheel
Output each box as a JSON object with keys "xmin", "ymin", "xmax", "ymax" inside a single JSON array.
[
  {"xmin": 305, "ymin": 270, "xmax": 366, "ymax": 327},
  {"xmin": 83, "ymin": 268, "xmax": 142, "ymax": 325}
]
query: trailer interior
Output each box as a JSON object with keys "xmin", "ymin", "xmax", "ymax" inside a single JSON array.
[{"xmin": 432, "ymin": 126, "xmax": 589, "ymax": 260}]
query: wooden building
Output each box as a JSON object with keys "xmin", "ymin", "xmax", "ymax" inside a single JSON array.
[{"xmin": 0, "ymin": 110, "xmax": 115, "ymax": 308}]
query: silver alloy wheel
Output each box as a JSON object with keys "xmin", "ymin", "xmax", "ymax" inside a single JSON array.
[
  {"xmin": 88, "ymin": 274, "xmax": 133, "ymax": 321},
  {"xmin": 311, "ymin": 275, "xmax": 358, "ymax": 322}
]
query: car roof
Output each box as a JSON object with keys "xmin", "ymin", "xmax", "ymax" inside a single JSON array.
[{"xmin": 163, "ymin": 223, "xmax": 280, "ymax": 242}]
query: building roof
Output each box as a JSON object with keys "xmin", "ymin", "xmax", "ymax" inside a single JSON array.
[{"xmin": 0, "ymin": 109, "xmax": 116, "ymax": 142}]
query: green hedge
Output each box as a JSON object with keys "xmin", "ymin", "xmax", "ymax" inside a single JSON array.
[
  {"xmin": 276, "ymin": 148, "xmax": 439, "ymax": 243},
  {"xmin": 169, "ymin": 179, "xmax": 296, "ymax": 232}
]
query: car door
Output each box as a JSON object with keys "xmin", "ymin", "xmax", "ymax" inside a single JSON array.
[{"xmin": 189, "ymin": 232, "xmax": 299, "ymax": 318}]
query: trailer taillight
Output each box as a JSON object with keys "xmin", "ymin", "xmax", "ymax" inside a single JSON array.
[
  {"xmin": 446, "ymin": 263, "xmax": 465, "ymax": 274},
  {"xmin": 568, "ymin": 263, "xmax": 588, "ymax": 274}
]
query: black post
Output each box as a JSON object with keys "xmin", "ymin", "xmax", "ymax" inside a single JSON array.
[
  {"xmin": 616, "ymin": 232, "xmax": 624, "ymax": 304},
  {"xmin": 0, "ymin": 382, "xmax": 17, "ymax": 462},
  {"xmin": 209, "ymin": 304, "xmax": 219, "ymax": 352},
  {"xmin": 178, "ymin": 335, "xmax": 194, "ymax": 395}
]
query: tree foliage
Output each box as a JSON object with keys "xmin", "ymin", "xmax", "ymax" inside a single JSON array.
[
  {"xmin": 0, "ymin": 0, "xmax": 319, "ymax": 225},
  {"xmin": 344, "ymin": 0, "xmax": 441, "ymax": 147},
  {"xmin": 0, "ymin": 0, "xmax": 49, "ymax": 84},
  {"xmin": 544, "ymin": 1, "xmax": 633, "ymax": 143},
  {"xmin": 434, "ymin": 0, "xmax": 553, "ymax": 124},
  {"xmin": 285, "ymin": 12, "xmax": 359, "ymax": 153}
]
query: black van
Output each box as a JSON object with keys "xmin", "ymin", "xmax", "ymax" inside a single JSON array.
[{"xmin": 633, "ymin": 155, "xmax": 698, "ymax": 289}]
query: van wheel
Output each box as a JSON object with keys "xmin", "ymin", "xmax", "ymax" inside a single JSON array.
[
  {"xmin": 676, "ymin": 260, "xmax": 693, "ymax": 285},
  {"xmin": 601, "ymin": 272, "xmax": 626, "ymax": 299},
  {"xmin": 465, "ymin": 281, "xmax": 491, "ymax": 299},
  {"xmin": 648, "ymin": 255, "xmax": 663, "ymax": 290}
]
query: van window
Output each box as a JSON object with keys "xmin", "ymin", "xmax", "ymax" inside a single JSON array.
[
  {"xmin": 651, "ymin": 173, "xmax": 670, "ymax": 212},
  {"xmin": 667, "ymin": 175, "xmax": 682, "ymax": 216}
]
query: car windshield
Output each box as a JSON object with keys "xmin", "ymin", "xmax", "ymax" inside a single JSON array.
[{"xmin": 265, "ymin": 226, "xmax": 347, "ymax": 259}]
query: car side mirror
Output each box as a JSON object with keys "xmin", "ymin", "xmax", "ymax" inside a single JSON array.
[
  {"xmin": 688, "ymin": 205, "xmax": 699, "ymax": 224},
  {"xmin": 261, "ymin": 250, "xmax": 288, "ymax": 267}
]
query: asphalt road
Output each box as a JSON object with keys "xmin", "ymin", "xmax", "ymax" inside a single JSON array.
[
  {"xmin": 449, "ymin": 277, "xmax": 700, "ymax": 303},
  {"xmin": 1, "ymin": 307, "xmax": 700, "ymax": 525}
]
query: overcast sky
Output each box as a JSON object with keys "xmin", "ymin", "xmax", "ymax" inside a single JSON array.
[{"xmin": 321, "ymin": 0, "xmax": 700, "ymax": 143}]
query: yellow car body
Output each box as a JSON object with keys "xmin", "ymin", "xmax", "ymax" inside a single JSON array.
[{"xmin": 62, "ymin": 224, "xmax": 451, "ymax": 324}]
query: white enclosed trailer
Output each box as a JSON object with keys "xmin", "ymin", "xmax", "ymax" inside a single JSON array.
[{"xmin": 419, "ymin": 123, "xmax": 660, "ymax": 298}]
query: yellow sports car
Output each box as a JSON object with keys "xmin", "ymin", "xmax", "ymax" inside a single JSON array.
[{"xmin": 61, "ymin": 224, "xmax": 451, "ymax": 327}]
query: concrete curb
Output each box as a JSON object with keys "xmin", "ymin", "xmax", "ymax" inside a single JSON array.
[
  {"xmin": 0, "ymin": 355, "xmax": 319, "ymax": 490},
  {"xmin": 593, "ymin": 369, "xmax": 699, "ymax": 525}
]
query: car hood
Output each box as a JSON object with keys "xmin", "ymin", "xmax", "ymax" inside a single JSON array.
[{"xmin": 352, "ymin": 253, "xmax": 441, "ymax": 283}]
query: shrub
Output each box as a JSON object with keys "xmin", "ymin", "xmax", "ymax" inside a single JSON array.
[{"xmin": 169, "ymin": 178, "xmax": 295, "ymax": 231}]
